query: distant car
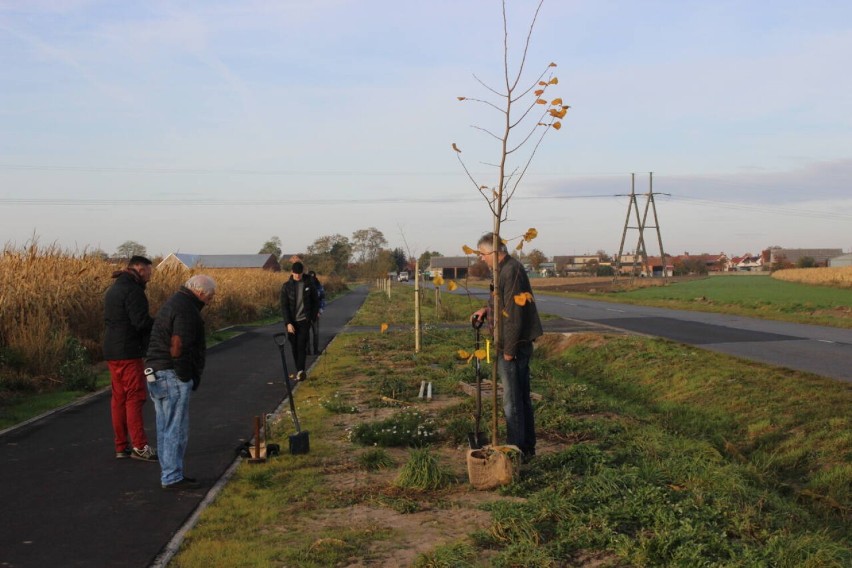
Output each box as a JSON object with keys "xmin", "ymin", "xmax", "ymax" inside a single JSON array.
[{"xmin": 397, "ymin": 271, "xmax": 410, "ymax": 282}]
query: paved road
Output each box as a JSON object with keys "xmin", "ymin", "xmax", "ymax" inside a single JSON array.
[
  {"xmin": 0, "ymin": 286, "xmax": 369, "ymax": 568},
  {"xmin": 459, "ymin": 286, "xmax": 852, "ymax": 382}
]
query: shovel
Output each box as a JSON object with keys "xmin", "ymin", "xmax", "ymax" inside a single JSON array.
[
  {"xmin": 468, "ymin": 315, "xmax": 489, "ymax": 449},
  {"xmin": 273, "ymin": 333, "xmax": 310, "ymax": 455}
]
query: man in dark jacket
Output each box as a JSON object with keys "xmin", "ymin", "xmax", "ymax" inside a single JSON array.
[
  {"xmin": 280, "ymin": 261, "xmax": 319, "ymax": 381},
  {"xmin": 145, "ymin": 274, "xmax": 216, "ymax": 490},
  {"xmin": 103, "ymin": 255, "xmax": 157, "ymax": 461},
  {"xmin": 471, "ymin": 232, "xmax": 543, "ymax": 461}
]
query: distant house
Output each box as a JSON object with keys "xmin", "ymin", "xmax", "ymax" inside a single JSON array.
[
  {"xmin": 158, "ymin": 253, "xmax": 281, "ymax": 272},
  {"xmin": 553, "ymin": 254, "xmax": 607, "ymax": 275},
  {"xmin": 828, "ymin": 253, "xmax": 852, "ymax": 267},
  {"xmin": 728, "ymin": 253, "xmax": 764, "ymax": 272},
  {"xmin": 428, "ymin": 256, "xmax": 471, "ymax": 279},
  {"xmin": 770, "ymin": 248, "xmax": 842, "ymax": 267}
]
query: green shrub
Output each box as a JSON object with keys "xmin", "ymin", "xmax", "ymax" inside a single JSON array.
[
  {"xmin": 59, "ymin": 336, "xmax": 97, "ymax": 391},
  {"xmin": 349, "ymin": 409, "xmax": 438, "ymax": 447}
]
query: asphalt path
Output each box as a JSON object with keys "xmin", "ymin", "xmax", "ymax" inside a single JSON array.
[
  {"xmin": 458, "ymin": 285, "xmax": 852, "ymax": 382},
  {"xmin": 0, "ymin": 285, "xmax": 369, "ymax": 568}
]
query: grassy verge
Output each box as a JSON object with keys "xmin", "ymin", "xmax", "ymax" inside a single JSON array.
[
  {"xmin": 551, "ymin": 274, "xmax": 852, "ymax": 328},
  {"xmin": 172, "ymin": 287, "xmax": 851, "ymax": 567},
  {"xmin": 0, "ymin": 369, "xmax": 111, "ymax": 430}
]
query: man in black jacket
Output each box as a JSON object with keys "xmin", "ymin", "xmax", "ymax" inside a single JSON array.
[
  {"xmin": 103, "ymin": 255, "xmax": 157, "ymax": 461},
  {"xmin": 471, "ymin": 233, "xmax": 543, "ymax": 462},
  {"xmin": 280, "ymin": 261, "xmax": 319, "ymax": 381},
  {"xmin": 145, "ymin": 274, "xmax": 216, "ymax": 490}
]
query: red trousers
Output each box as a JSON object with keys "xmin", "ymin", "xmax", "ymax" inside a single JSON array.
[{"xmin": 108, "ymin": 359, "xmax": 149, "ymax": 451}]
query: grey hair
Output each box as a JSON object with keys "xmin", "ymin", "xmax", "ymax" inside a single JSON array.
[
  {"xmin": 477, "ymin": 232, "xmax": 507, "ymax": 253},
  {"xmin": 184, "ymin": 274, "xmax": 216, "ymax": 295}
]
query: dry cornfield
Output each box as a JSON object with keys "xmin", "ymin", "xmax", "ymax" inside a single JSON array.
[
  {"xmin": 771, "ymin": 266, "xmax": 852, "ymax": 288},
  {"xmin": 0, "ymin": 244, "xmax": 289, "ymax": 387}
]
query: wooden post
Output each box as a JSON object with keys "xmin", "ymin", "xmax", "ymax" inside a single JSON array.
[{"xmin": 414, "ymin": 260, "xmax": 421, "ymax": 353}]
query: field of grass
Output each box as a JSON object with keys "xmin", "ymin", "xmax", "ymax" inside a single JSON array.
[
  {"xmin": 171, "ymin": 285, "xmax": 851, "ymax": 567},
  {"xmin": 562, "ymin": 274, "xmax": 852, "ymax": 328}
]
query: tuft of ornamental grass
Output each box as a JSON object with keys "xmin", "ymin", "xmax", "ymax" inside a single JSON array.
[{"xmin": 394, "ymin": 448, "xmax": 455, "ymax": 491}]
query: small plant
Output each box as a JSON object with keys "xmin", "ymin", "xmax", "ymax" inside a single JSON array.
[
  {"xmin": 395, "ymin": 448, "xmax": 455, "ymax": 491},
  {"xmin": 356, "ymin": 448, "xmax": 394, "ymax": 471},
  {"xmin": 350, "ymin": 410, "xmax": 439, "ymax": 447},
  {"xmin": 321, "ymin": 392, "xmax": 359, "ymax": 414},
  {"xmin": 413, "ymin": 541, "xmax": 477, "ymax": 567},
  {"xmin": 59, "ymin": 336, "xmax": 96, "ymax": 391}
]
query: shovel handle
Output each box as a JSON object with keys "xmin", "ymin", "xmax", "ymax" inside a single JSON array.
[{"xmin": 273, "ymin": 332, "xmax": 289, "ymax": 346}]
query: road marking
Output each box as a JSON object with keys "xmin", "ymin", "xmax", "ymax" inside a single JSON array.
[
  {"xmin": 817, "ymin": 339, "xmax": 835, "ymax": 344},
  {"xmin": 606, "ymin": 308, "xmax": 626, "ymax": 313}
]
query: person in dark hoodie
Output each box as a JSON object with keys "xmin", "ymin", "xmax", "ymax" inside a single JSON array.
[
  {"xmin": 103, "ymin": 255, "xmax": 157, "ymax": 461},
  {"xmin": 280, "ymin": 261, "xmax": 319, "ymax": 381},
  {"xmin": 145, "ymin": 274, "xmax": 216, "ymax": 490}
]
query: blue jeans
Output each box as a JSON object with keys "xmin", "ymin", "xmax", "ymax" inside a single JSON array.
[
  {"xmin": 498, "ymin": 342, "xmax": 536, "ymax": 455},
  {"xmin": 147, "ymin": 369, "xmax": 192, "ymax": 486}
]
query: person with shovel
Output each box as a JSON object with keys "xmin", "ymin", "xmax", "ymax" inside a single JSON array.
[{"xmin": 471, "ymin": 232, "xmax": 542, "ymax": 463}]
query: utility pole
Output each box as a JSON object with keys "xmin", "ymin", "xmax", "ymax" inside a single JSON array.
[{"xmin": 615, "ymin": 172, "xmax": 669, "ymax": 282}]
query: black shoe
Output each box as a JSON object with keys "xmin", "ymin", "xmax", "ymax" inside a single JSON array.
[
  {"xmin": 162, "ymin": 477, "xmax": 200, "ymax": 490},
  {"xmin": 115, "ymin": 448, "xmax": 132, "ymax": 459},
  {"xmin": 521, "ymin": 449, "xmax": 536, "ymax": 464}
]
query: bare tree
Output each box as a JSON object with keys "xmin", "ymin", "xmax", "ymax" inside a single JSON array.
[
  {"xmin": 454, "ymin": 0, "xmax": 567, "ymax": 444},
  {"xmin": 116, "ymin": 240, "xmax": 147, "ymax": 259}
]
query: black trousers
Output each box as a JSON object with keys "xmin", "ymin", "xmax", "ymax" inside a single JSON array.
[{"xmin": 288, "ymin": 319, "xmax": 311, "ymax": 373}]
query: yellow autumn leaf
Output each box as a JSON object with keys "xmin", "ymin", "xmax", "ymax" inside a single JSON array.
[
  {"xmin": 380, "ymin": 323, "xmax": 389, "ymax": 333},
  {"xmin": 534, "ymin": 89, "xmax": 544, "ymax": 96},
  {"xmin": 433, "ymin": 275, "xmax": 444, "ymax": 286},
  {"xmin": 535, "ymin": 99, "xmax": 547, "ymax": 105},
  {"xmin": 458, "ymin": 349, "xmax": 471, "ymax": 359},
  {"xmin": 474, "ymin": 349, "xmax": 487, "ymax": 360},
  {"xmin": 549, "ymin": 108, "xmax": 567, "ymax": 119},
  {"xmin": 457, "ymin": 96, "xmax": 466, "ymax": 101},
  {"xmin": 462, "ymin": 244, "xmax": 476, "ymax": 255},
  {"xmin": 524, "ymin": 228, "xmax": 538, "ymax": 242},
  {"xmin": 513, "ymin": 292, "xmax": 534, "ymax": 306},
  {"xmin": 447, "ymin": 280, "xmax": 458, "ymax": 291},
  {"xmin": 515, "ymin": 240, "xmax": 524, "ymax": 251},
  {"xmin": 549, "ymin": 62, "xmax": 557, "ymax": 67},
  {"xmin": 502, "ymin": 309, "xmax": 509, "ymax": 318},
  {"xmin": 551, "ymin": 97, "xmax": 563, "ymax": 106},
  {"xmin": 553, "ymin": 121, "xmax": 562, "ymax": 130},
  {"xmin": 549, "ymin": 77, "xmax": 559, "ymax": 85},
  {"xmin": 452, "ymin": 142, "xmax": 462, "ymax": 153},
  {"xmin": 538, "ymin": 81, "xmax": 547, "ymax": 86}
]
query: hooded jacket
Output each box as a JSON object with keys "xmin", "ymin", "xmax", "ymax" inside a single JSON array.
[
  {"xmin": 103, "ymin": 269, "xmax": 154, "ymax": 360},
  {"xmin": 145, "ymin": 287, "xmax": 207, "ymax": 387}
]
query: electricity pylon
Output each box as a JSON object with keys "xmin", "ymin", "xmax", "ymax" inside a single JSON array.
[{"xmin": 614, "ymin": 172, "xmax": 668, "ymax": 282}]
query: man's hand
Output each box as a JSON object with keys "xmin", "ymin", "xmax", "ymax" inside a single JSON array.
[
  {"xmin": 287, "ymin": 323, "xmax": 295, "ymax": 334},
  {"xmin": 471, "ymin": 308, "xmax": 487, "ymax": 324}
]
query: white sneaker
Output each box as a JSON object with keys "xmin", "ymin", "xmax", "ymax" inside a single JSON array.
[{"xmin": 131, "ymin": 445, "xmax": 158, "ymax": 462}]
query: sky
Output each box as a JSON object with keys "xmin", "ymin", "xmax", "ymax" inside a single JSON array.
[{"xmin": 2, "ymin": 0, "xmax": 851, "ymax": 260}]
